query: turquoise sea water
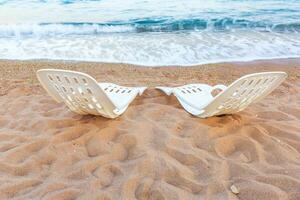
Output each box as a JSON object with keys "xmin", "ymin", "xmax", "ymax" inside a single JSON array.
[{"xmin": 0, "ymin": 0, "xmax": 300, "ymax": 66}]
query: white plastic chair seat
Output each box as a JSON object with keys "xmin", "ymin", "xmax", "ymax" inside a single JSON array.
[
  {"xmin": 37, "ymin": 69, "xmax": 146, "ymax": 118},
  {"xmin": 156, "ymin": 72, "xmax": 287, "ymax": 118},
  {"xmin": 98, "ymin": 83, "xmax": 145, "ymax": 111}
]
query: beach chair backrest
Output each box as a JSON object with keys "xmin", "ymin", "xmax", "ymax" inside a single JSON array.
[
  {"xmin": 199, "ymin": 72, "xmax": 287, "ymax": 118},
  {"xmin": 37, "ymin": 69, "xmax": 117, "ymax": 118}
]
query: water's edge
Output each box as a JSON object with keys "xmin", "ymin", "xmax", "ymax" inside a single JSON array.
[{"xmin": 2, "ymin": 56, "xmax": 300, "ymax": 67}]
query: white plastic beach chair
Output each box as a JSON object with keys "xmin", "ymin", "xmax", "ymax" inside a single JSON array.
[
  {"xmin": 37, "ymin": 69, "xmax": 147, "ymax": 118},
  {"xmin": 156, "ymin": 72, "xmax": 287, "ymax": 118}
]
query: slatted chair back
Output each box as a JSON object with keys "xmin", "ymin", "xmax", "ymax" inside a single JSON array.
[
  {"xmin": 37, "ymin": 69, "xmax": 117, "ymax": 118},
  {"xmin": 199, "ymin": 72, "xmax": 287, "ymax": 118}
]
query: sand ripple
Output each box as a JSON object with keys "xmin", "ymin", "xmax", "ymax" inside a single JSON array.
[{"xmin": 0, "ymin": 63, "xmax": 300, "ymax": 199}]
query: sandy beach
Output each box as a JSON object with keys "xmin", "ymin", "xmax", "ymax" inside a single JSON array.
[{"xmin": 0, "ymin": 58, "xmax": 300, "ymax": 200}]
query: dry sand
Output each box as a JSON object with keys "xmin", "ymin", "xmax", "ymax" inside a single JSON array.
[{"xmin": 0, "ymin": 59, "xmax": 300, "ymax": 200}]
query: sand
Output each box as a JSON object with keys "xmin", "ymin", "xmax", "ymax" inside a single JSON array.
[{"xmin": 0, "ymin": 58, "xmax": 300, "ymax": 200}]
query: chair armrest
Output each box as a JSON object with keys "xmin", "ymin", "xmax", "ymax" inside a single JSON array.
[
  {"xmin": 156, "ymin": 87, "xmax": 174, "ymax": 96},
  {"xmin": 212, "ymin": 84, "xmax": 227, "ymax": 91}
]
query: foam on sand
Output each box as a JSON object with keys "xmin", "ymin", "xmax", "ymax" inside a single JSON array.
[{"xmin": 1, "ymin": 30, "xmax": 300, "ymax": 66}]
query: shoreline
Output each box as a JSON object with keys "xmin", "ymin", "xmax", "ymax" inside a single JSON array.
[
  {"xmin": 1, "ymin": 56, "xmax": 300, "ymax": 67},
  {"xmin": 0, "ymin": 58, "xmax": 299, "ymax": 85}
]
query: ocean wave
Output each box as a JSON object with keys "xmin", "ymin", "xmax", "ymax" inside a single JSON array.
[
  {"xmin": 0, "ymin": 30, "xmax": 299, "ymax": 66},
  {"xmin": 1, "ymin": 18, "xmax": 300, "ymax": 37}
]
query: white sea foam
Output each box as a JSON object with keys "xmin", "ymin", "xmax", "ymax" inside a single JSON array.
[
  {"xmin": 0, "ymin": 24, "xmax": 136, "ymax": 37},
  {"xmin": 0, "ymin": 30, "xmax": 299, "ymax": 66}
]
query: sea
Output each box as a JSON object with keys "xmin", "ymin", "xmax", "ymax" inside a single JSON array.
[{"xmin": 0, "ymin": 0, "xmax": 300, "ymax": 66}]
